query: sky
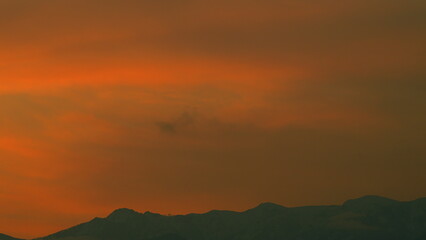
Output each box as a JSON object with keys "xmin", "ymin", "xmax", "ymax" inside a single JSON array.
[{"xmin": 0, "ymin": 0, "xmax": 425, "ymax": 238}]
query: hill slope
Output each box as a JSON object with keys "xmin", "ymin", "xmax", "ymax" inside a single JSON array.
[
  {"xmin": 0, "ymin": 233, "xmax": 22, "ymax": 240},
  {"xmin": 2, "ymin": 196, "xmax": 425, "ymax": 240}
]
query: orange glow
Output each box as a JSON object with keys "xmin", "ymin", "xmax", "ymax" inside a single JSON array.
[{"xmin": 0, "ymin": 0, "xmax": 425, "ymax": 238}]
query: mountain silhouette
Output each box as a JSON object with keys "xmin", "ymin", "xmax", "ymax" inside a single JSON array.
[
  {"xmin": 2, "ymin": 195, "xmax": 426, "ymax": 240},
  {"xmin": 0, "ymin": 233, "xmax": 22, "ymax": 240}
]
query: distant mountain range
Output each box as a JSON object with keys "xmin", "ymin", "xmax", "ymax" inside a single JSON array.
[{"xmin": 2, "ymin": 195, "xmax": 426, "ymax": 240}]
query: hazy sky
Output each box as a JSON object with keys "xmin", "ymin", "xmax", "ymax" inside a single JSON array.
[{"xmin": 0, "ymin": 0, "xmax": 425, "ymax": 238}]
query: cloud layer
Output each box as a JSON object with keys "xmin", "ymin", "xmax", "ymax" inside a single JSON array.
[{"xmin": 0, "ymin": 0, "xmax": 425, "ymax": 238}]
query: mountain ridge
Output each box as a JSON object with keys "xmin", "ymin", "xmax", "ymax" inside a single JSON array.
[
  {"xmin": 2, "ymin": 195, "xmax": 426, "ymax": 240},
  {"xmin": 0, "ymin": 233, "xmax": 22, "ymax": 240}
]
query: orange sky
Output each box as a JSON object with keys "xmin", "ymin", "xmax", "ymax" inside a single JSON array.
[{"xmin": 0, "ymin": 0, "xmax": 426, "ymax": 238}]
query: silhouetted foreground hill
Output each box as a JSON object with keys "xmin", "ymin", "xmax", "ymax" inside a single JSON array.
[
  {"xmin": 2, "ymin": 195, "xmax": 426, "ymax": 240},
  {"xmin": 0, "ymin": 233, "xmax": 22, "ymax": 240}
]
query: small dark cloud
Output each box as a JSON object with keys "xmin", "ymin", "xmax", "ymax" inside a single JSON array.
[
  {"xmin": 156, "ymin": 111, "xmax": 196, "ymax": 134},
  {"xmin": 156, "ymin": 121, "xmax": 176, "ymax": 134}
]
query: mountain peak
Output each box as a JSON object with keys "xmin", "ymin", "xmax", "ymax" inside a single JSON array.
[
  {"xmin": 246, "ymin": 202, "xmax": 286, "ymax": 213},
  {"xmin": 107, "ymin": 208, "xmax": 141, "ymax": 222},
  {"xmin": 258, "ymin": 202, "xmax": 285, "ymax": 208},
  {"xmin": 343, "ymin": 195, "xmax": 399, "ymax": 210},
  {"xmin": 109, "ymin": 208, "xmax": 139, "ymax": 215}
]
